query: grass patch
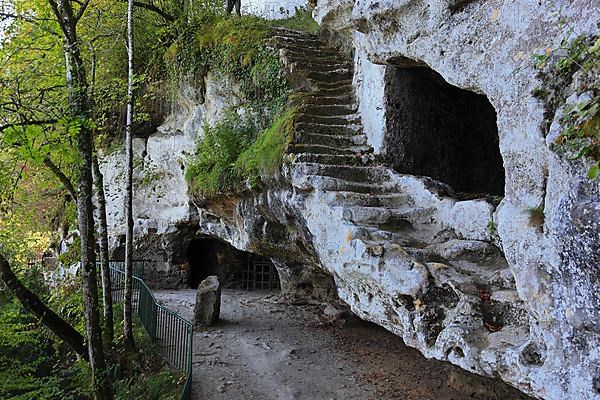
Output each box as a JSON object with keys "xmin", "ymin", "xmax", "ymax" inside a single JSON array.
[{"xmin": 272, "ymin": 6, "xmax": 320, "ymax": 35}]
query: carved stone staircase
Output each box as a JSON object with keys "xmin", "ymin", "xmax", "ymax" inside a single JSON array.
[{"xmin": 270, "ymin": 28, "xmax": 528, "ymax": 356}]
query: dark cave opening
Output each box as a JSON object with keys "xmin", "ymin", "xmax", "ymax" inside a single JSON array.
[
  {"xmin": 384, "ymin": 65, "xmax": 505, "ymax": 196},
  {"xmin": 187, "ymin": 238, "xmax": 279, "ymax": 291}
]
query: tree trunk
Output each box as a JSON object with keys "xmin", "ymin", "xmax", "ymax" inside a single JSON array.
[
  {"xmin": 47, "ymin": 1, "xmax": 113, "ymax": 398},
  {"xmin": 0, "ymin": 252, "xmax": 88, "ymax": 360},
  {"xmin": 75, "ymin": 90, "xmax": 113, "ymax": 400},
  {"xmin": 92, "ymin": 153, "xmax": 114, "ymax": 346},
  {"xmin": 123, "ymin": 0, "xmax": 136, "ymax": 351},
  {"xmin": 89, "ymin": 33, "xmax": 114, "ymax": 348}
]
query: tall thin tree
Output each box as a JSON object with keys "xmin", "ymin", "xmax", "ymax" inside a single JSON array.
[
  {"xmin": 93, "ymin": 153, "xmax": 114, "ymax": 346},
  {"xmin": 46, "ymin": 0, "xmax": 113, "ymax": 398},
  {"xmin": 123, "ymin": 0, "xmax": 136, "ymax": 351},
  {"xmin": 89, "ymin": 39, "xmax": 114, "ymax": 347}
]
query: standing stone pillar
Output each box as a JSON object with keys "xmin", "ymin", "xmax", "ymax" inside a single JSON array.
[{"xmin": 194, "ymin": 275, "xmax": 221, "ymax": 328}]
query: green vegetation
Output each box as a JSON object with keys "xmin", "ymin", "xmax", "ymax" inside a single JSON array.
[
  {"xmin": 272, "ymin": 6, "xmax": 320, "ymax": 35},
  {"xmin": 185, "ymin": 112, "xmax": 257, "ymax": 196},
  {"xmin": 486, "ymin": 220, "xmax": 498, "ymax": 236},
  {"xmin": 526, "ymin": 206, "xmax": 546, "ymax": 230},
  {"xmin": 0, "ymin": 267, "xmax": 183, "ymax": 400},
  {"xmin": 57, "ymin": 237, "xmax": 82, "ymax": 268},
  {"xmin": 113, "ymin": 313, "xmax": 184, "ymax": 400},
  {"xmin": 165, "ymin": 13, "xmax": 289, "ymax": 106},
  {"xmin": 176, "ymin": 8, "xmax": 322, "ymax": 198},
  {"xmin": 236, "ymin": 107, "xmax": 297, "ymax": 188},
  {"xmin": 0, "ymin": 264, "xmax": 84, "ymax": 400},
  {"xmin": 186, "ymin": 107, "xmax": 296, "ymax": 197},
  {"xmin": 533, "ymin": 32, "xmax": 599, "ymax": 179}
]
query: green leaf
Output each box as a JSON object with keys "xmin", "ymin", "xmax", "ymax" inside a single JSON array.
[{"xmin": 588, "ymin": 164, "xmax": 600, "ymax": 180}]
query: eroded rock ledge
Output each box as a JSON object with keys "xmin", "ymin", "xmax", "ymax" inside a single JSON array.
[{"xmin": 102, "ymin": 2, "xmax": 599, "ymax": 399}]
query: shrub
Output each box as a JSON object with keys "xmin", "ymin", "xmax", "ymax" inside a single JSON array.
[
  {"xmin": 235, "ymin": 107, "xmax": 296, "ymax": 188},
  {"xmin": 185, "ymin": 112, "xmax": 258, "ymax": 196},
  {"xmin": 186, "ymin": 107, "xmax": 297, "ymax": 197}
]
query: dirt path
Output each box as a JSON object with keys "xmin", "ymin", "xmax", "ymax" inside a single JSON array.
[{"xmin": 154, "ymin": 289, "xmax": 530, "ymax": 400}]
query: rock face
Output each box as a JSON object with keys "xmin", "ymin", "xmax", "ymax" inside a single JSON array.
[
  {"xmin": 101, "ymin": 3, "xmax": 600, "ymax": 399},
  {"xmin": 194, "ymin": 275, "xmax": 221, "ymax": 327}
]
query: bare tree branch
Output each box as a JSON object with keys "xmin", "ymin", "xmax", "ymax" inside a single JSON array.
[
  {"xmin": 75, "ymin": 0, "xmax": 91, "ymax": 22},
  {"xmin": 131, "ymin": 1, "xmax": 174, "ymax": 22},
  {"xmin": 43, "ymin": 156, "xmax": 78, "ymax": 201},
  {"xmin": 0, "ymin": 119, "xmax": 57, "ymax": 133}
]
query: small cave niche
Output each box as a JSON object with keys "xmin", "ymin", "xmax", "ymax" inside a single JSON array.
[
  {"xmin": 186, "ymin": 238, "xmax": 279, "ymax": 291},
  {"xmin": 383, "ymin": 64, "xmax": 505, "ymax": 196}
]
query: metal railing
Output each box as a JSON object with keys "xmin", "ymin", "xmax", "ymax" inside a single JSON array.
[
  {"xmin": 109, "ymin": 262, "xmax": 193, "ymax": 400},
  {"xmin": 107, "ymin": 260, "xmax": 146, "ymax": 278}
]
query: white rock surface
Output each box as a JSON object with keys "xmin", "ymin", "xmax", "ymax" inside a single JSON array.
[
  {"xmin": 242, "ymin": 0, "xmax": 307, "ymax": 20},
  {"xmin": 102, "ymin": 4, "xmax": 600, "ymax": 398}
]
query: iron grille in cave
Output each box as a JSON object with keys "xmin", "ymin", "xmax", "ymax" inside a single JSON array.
[{"xmin": 239, "ymin": 256, "xmax": 280, "ymax": 291}]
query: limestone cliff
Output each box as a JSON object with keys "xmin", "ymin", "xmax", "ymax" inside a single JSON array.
[{"xmin": 102, "ymin": 2, "xmax": 600, "ymax": 399}]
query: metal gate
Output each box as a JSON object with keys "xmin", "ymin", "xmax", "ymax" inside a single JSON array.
[{"xmin": 239, "ymin": 256, "xmax": 280, "ymax": 291}]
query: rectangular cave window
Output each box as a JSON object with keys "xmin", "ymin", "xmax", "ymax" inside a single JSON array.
[
  {"xmin": 384, "ymin": 65, "xmax": 505, "ymax": 196},
  {"xmin": 239, "ymin": 255, "xmax": 280, "ymax": 291}
]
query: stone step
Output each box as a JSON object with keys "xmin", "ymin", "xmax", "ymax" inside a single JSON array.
[
  {"xmin": 341, "ymin": 206, "xmax": 434, "ymax": 228},
  {"xmin": 307, "ymin": 69, "xmax": 353, "ymax": 83},
  {"xmin": 311, "ymin": 84, "xmax": 354, "ymax": 97},
  {"xmin": 271, "ymin": 35, "xmax": 323, "ymax": 47},
  {"xmin": 294, "ymin": 122, "xmax": 362, "ymax": 136},
  {"xmin": 296, "ymin": 60, "xmax": 353, "ymax": 71},
  {"xmin": 291, "ymin": 63, "xmax": 352, "ymax": 76},
  {"xmin": 312, "ymin": 78, "xmax": 354, "ymax": 89},
  {"xmin": 280, "ymin": 48, "xmax": 342, "ymax": 63},
  {"xmin": 295, "ymin": 124, "xmax": 362, "ymax": 137},
  {"xmin": 298, "ymin": 94, "xmax": 354, "ymax": 106},
  {"xmin": 295, "ymin": 132, "xmax": 366, "ymax": 147},
  {"xmin": 275, "ymin": 42, "xmax": 340, "ymax": 57},
  {"xmin": 297, "ymin": 163, "xmax": 388, "ymax": 183},
  {"xmin": 293, "ymin": 153, "xmax": 368, "ymax": 166},
  {"xmin": 332, "ymin": 191, "xmax": 415, "ymax": 208},
  {"xmin": 296, "ymin": 113, "xmax": 360, "ymax": 126},
  {"xmin": 296, "ymin": 175, "xmax": 398, "ymax": 193},
  {"xmin": 349, "ymin": 239, "xmax": 437, "ymax": 276},
  {"xmin": 350, "ymin": 226, "xmax": 427, "ymax": 248},
  {"xmin": 299, "ymin": 104, "xmax": 357, "ymax": 117},
  {"xmin": 287, "ymin": 143, "xmax": 370, "ymax": 155},
  {"xmin": 271, "ymin": 27, "xmax": 318, "ymax": 40}
]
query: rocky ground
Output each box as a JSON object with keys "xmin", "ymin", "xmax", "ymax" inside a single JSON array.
[{"xmin": 154, "ymin": 289, "xmax": 533, "ymax": 400}]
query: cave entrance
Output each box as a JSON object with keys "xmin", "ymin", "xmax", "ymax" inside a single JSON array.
[
  {"xmin": 186, "ymin": 238, "xmax": 279, "ymax": 291},
  {"xmin": 384, "ymin": 64, "xmax": 505, "ymax": 195}
]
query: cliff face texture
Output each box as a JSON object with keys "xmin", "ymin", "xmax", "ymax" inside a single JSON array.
[{"xmin": 102, "ymin": 2, "xmax": 600, "ymax": 399}]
